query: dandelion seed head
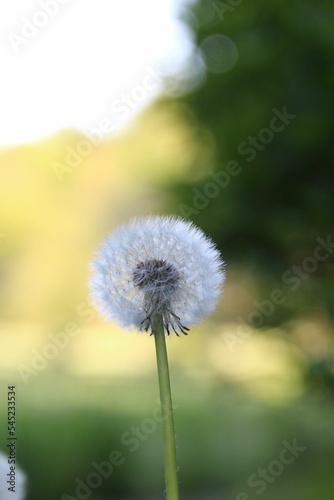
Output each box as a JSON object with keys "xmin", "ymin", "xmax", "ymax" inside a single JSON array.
[{"xmin": 90, "ymin": 216, "xmax": 225, "ymax": 335}]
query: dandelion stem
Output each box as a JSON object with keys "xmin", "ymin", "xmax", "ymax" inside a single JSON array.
[{"xmin": 153, "ymin": 315, "xmax": 179, "ymax": 500}]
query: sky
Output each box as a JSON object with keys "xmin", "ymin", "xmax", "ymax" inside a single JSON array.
[{"xmin": 0, "ymin": 0, "xmax": 196, "ymax": 147}]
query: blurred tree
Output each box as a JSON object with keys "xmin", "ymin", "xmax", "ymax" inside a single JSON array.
[{"xmin": 164, "ymin": 0, "xmax": 334, "ymax": 332}]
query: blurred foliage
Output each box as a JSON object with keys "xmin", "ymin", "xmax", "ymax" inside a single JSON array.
[
  {"xmin": 0, "ymin": 107, "xmax": 200, "ymax": 323},
  {"xmin": 165, "ymin": 0, "xmax": 334, "ymax": 334}
]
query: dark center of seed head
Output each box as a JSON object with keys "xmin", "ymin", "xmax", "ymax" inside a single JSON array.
[{"xmin": 133, "ymin": 258, "xmax": 180, "ymax": 290}]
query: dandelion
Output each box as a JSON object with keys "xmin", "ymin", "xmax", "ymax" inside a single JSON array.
[
  {"xmin": 90, "ymin": 216, "xmax": 225, "ymax": 499},
  {"xmin": 90, "ymin": 216, "xmax": 224, "ymax": 336}
]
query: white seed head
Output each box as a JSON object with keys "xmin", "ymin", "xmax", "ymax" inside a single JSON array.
[{"xmin": 90, "ymin": 216, "xmax": 225, "ymax": 335}]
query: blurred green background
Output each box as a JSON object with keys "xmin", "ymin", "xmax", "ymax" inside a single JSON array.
[{"xmin": 1, "ymin": 1, "xmax": 334, "ymax": 499}]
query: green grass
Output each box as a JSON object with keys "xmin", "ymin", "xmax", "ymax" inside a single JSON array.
[{"xmin": 1, "ymin": 370, "xmax": 334, "ymax": 499}]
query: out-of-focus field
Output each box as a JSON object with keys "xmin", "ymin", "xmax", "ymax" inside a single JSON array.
[{"xmin": 1, "ymin": 44, "xmax": 334, "ymax": 496}]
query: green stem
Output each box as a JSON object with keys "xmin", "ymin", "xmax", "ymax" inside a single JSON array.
[{"xmin": 153, "ymin": 316, "xmax": 179, "ymax": 500}]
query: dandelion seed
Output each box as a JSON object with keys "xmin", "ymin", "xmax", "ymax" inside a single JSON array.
[{"xmin": 90, "ymin": 216, "xmax": 225, "ymax": 335}]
